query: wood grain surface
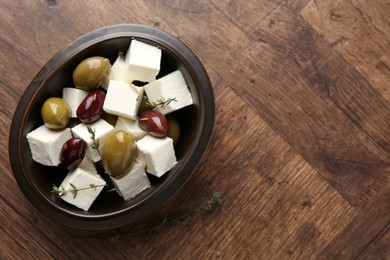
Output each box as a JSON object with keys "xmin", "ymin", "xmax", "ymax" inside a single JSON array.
[{"xmin": 1, "ymin": 0, "xmax": 389, "ymax": 259}]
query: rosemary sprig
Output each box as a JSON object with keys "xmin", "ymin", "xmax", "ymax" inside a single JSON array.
[
  {"xmin": 146, "ymin": 98, "xmax": 177, "ymax": 109},
  {"xmin": 51, "ymin": 183, "xmax": 107, "ymax": 198},
  {"xmin": 87, "ymin": 126, "xmax": 103, "ymax": 158}
]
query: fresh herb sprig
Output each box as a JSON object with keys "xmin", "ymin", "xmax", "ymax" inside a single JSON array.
[
  {"xmin": 146, "ymin": 97, "xmax": 177, "ymax": 109},
  {"xmin": 87, "ymin": 126, "xmax": 103, "ymax": 158},
  {"xmin": 113, "ymin": 191, "xmax": 222, "ymax": 241},
  {"xmin": 201, "ymin": 191, "xmax": 223, "ymax": 211},
  {"xmin": 73, "ymin": 191, "xmax": 223, "ymax": 241},
  {"xmin": 51, "ymin": 183, "xmax": 107, "ymax": 199},
  {"xmin": 111, "ymin": 207, "xmax": 196, "ymax": 242}
]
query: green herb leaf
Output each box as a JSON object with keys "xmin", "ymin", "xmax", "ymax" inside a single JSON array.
[
  {"xmin": 87, "ymin": 125, "xmax": 95, "ymax": 136},
  {"xmin": 145, "ymin": 98, "xmax": 177, "ymax": 109},
  {"xmin": 51, "ymin": 184, "xmax": 65, "ymax": 197},
  {"xmin": 90, "ymin": 184, "xmax": 98, "ymax": 191},
  {"xmin": 69, "ymin": 183, "xmax": 78, "ymax": 199}
]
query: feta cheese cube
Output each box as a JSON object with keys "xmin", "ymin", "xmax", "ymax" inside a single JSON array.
[
  {"xmin": 71, "ymin": 119, "xmax": 114, "ymax": 162},
  {"xmin": 125, "ymin": 39, "xmax": 162, "ymax": 83},
  {"xmin": 108, "ymin": 54, "xmax": 132, "ymax": 85},
  {"xmin": 136, "ymin": 135, "xmax": 177, "ymax": 177},
  {"xmin": 114, "ymin": 116, "xmax": 147, "ymax": 141},
  {"xmin": 26, "ymin": 125, "xmax": 72, "ymax": 166},
  {"xmin": 144, "ymin": 70, "xmax": 193, "ymax": 115},
  {"xmin": 103, "ymin": 80, "xmax": 143, "ymax": 120},
  {"xmin": 77, "ymin": 156, "xmax": 97, "ymax": 174},
  {"xmin": 110, "ymin": 160, "xmax": 151, "ymax": 200},
  {"xmin": 59, "ymin": 167, "xmax": 106, "ymax": 211},
  {"xmin": 62, "ymin": 87, "xmax": 88, "ymax": 117}
]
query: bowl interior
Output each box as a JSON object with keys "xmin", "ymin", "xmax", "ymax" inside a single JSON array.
[{"xmin": 10, "ymin": 25, "xmax": 214, "ymax": 229}]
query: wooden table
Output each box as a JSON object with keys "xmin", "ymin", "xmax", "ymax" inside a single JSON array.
[{"xmin": 1, "ymin": 0, "xmax": 389, "ymax": 259}]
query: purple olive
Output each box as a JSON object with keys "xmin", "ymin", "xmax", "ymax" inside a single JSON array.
[
  {"xmin": 76, "ymin": 89, "xmax": 106, "ymax": 123},
  {"xmin": 60, "ymin": 137, "xmax": 87, "ymax": 170},
  {"xmin": 138, "ymin": 110, "xmax": 168, "ymax": 137}
]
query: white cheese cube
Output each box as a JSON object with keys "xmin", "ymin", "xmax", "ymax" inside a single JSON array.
[
  {"xmin": 110, "ymin": 160, "xmax": 151, "ymax": 200},
  {"xmin": 125, "ymin": 39, "xmax": 162, "ymax": 83},
  {"xmin": 77, "ymin": 156, "xmax": 97, "ymax": 174},
  {"xmin": 108, "ymin": 54, "xmax": 132, "ymax": 85},
  {"xmin": 144, "ymin": 70, "xmax": 193, "ymax": 115},
  {"xmin": 136, "ymin": 135, "xmax": 177, "ymax": 177},
  {"xmin": 59, "ymin": 167, "xmax": 106, "ymax": 211},
  {"xmin": 62, "ymin": 87, "xmax": 89, "ymax": 117},
  {"xmin": 103, "ymin": 80, "xmax": 143, "ymax": 120},
  {"xmin": 71, "ymin": 119, "xmax": 114, "ymax": 162},
  {"xmin": 114, "ymin": 116, "xmax": 147, "ymax": 141},
  {"xmin": 26, "ymin": 125, "xmax": 72, "ymax": 166}
]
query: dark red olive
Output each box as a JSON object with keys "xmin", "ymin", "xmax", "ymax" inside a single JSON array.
[
  {"xmin": 138, "ymin": 110, "xmax": 168, "ymax": 137},
  {"xmin": 60, "ymin": 137, "xmax": 87, "ymax": 170},
  {"xmin": 76, "ymin": 89, "xmax": 106, "ymax": 123}
]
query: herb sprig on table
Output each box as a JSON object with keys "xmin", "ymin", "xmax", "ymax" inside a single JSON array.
[
  {"xmin": 74, "ymin": 191, "xmax": 223, "ymax": 241},
  {"xmin": 112, "ymin": 191, "xmax": 223, "ymax": 241},
  {"xmin": 202, "ymin": 191, "xmax": 223, "ymax": 211}
]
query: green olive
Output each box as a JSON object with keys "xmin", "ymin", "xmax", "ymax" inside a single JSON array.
[
  {"xmin": 166, "ymin": 115, "xmax": 180, "ymax": 145},
  {"xmin": 41, "ymin": 97, "xmax": 71, "ymax": 129},
  {"xmin": 72, "ymin": 56, "xmax": 111, "ymax": 90},
  {"xmin": 102, "ymin": 130, "xmax": 136, "ymax": 178}
]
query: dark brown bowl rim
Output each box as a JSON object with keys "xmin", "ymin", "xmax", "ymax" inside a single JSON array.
[{"xmin": 9, "ymin": 24, "xmax": 215, "ymax": 230}]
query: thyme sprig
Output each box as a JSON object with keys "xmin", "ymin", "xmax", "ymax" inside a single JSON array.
[
  {"xmin": 74, "ymin": 191, "xmax": 223, "ymax": 241},
  {"xmin": 146, "ymin": 97, "xmax": 177, "ymax": 109},
  {"xmin": 87, "ymin": 126, "xmax": 103, "ymax": 158},
  {"xmin": 112, "ymin": 192, "xmax": 222, "ymax": 241},
  {"xmin": 201, "ymin": 191, "xmax": 223, "ymax": 211},
  {"xmin": 51, "ymin": 183, "xmax": 107, "ymax": 199},
  {"xmin": 111, "ymin": 208, "xmax": 196, "ymax": 242}
]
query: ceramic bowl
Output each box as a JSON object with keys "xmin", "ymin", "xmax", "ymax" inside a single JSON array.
[{"xmin": 9, "ymin": 24, "xmax": 214, "ymax": 230}]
